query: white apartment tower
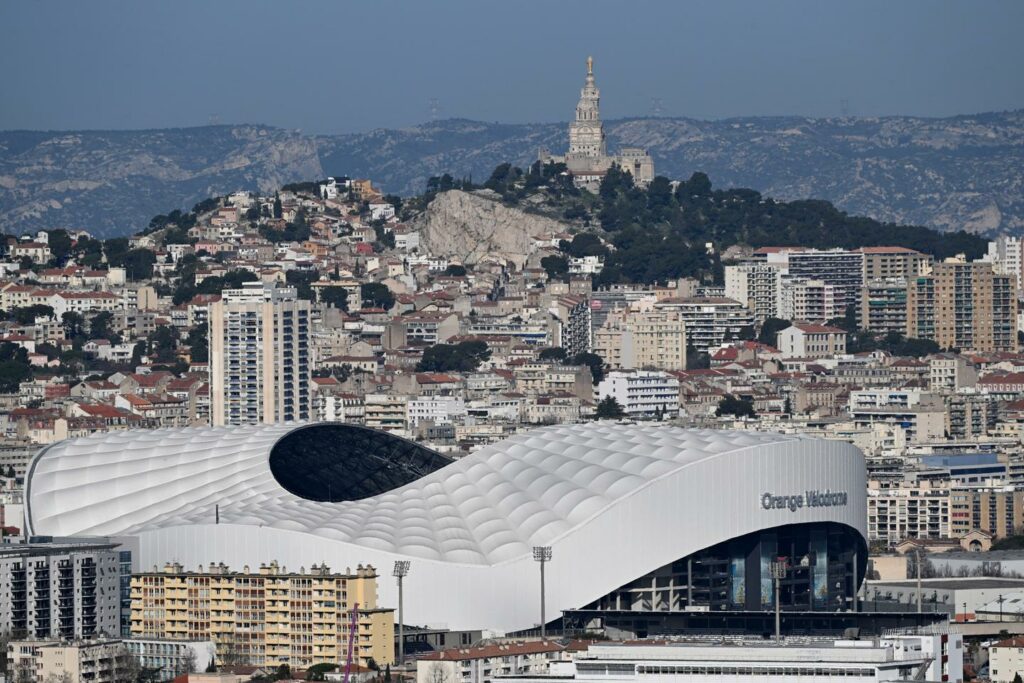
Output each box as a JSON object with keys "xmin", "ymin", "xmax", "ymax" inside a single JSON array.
[
  {"xmin": 209, "ymin": 282, "xmax": 312, "ymax": 426},
  {"xmin": 984, "ymin": 234, "xmax": 1024, "ymax": 291},
  {"xmin": 724, "ymin": 263, "xmax": 781, "ymax": 323}
]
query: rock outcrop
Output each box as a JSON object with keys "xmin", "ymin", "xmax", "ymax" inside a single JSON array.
[{"xmin": 415, "ymin": 190, "xmax": 568, "ymax": 268}]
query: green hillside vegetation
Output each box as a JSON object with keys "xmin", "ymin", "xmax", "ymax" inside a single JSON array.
[{"xmin": 424, "ymin": 162, "xmax": 987, "ymax": 286}]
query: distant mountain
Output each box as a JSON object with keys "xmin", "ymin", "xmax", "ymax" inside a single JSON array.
[{"xmin": 2, "ymin": 112, "xmax": 1023, "ymax": 238}]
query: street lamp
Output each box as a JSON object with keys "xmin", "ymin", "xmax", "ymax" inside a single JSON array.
[
  {"xmin": 393, "ymin": 560, "xmax": 411, "ymax": 664},
  {"xmin": 533, "ymin": 546, "xmax": 553, "ymax": 638},
  {"xmin": 770, "ymin": 557, "xmax": 788, "ymax": 643}
]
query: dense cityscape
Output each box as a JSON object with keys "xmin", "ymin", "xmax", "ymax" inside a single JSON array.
[{"xmin": 3, "ymin": 5, "xmax": 1024, "ymax": 682}]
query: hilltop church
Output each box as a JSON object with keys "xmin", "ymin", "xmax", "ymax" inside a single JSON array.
[{"xmin": 539, "ymin": 57, "xmax": 655, "ymax": 191}]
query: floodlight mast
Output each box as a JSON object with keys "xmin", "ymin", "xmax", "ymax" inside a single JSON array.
[
  {"xmin": 770, "ymin": 558, "xmax": 789, "ymax": 643},
  {"xmin": 532, "ymin": 547, "xmax": 553, "ymax": 637},
  {"xmin": 393, "ymin": 561, "xmax": 411, "ymax": 664}
]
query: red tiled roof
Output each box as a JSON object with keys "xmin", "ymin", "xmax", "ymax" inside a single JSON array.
[{"xmin": 419, "ymin": 640, "xmax": 563, "ymax": 662}]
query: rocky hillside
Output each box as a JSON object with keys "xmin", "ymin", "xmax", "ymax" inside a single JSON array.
[
  {"xmin": 2, "ymin": 111, "xmax": 1023, "ymax": 237},
  {"xmin": 415, "ymin": 189, "xmax": 568, "ymax": 268}
]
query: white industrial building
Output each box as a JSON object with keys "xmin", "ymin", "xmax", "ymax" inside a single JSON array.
[
  {"xmin": 25, "ymin": 423, "xmax": 867, "ymax": 633},
  {"xmin": 506, "ymin": 637, "xmax": 962, "ymax": 683}
]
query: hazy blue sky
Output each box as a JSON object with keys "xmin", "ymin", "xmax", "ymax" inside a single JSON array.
[{"xmin": 2, "ymin": 1, "xmax": 1022, "ymax": 133}]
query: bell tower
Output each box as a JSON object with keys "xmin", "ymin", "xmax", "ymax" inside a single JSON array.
[{"xmin": 568, "ymin": 56, "xmax": 607, "ymax": 159}]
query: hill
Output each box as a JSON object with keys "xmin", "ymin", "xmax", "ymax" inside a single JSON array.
[{"xmin": 1, "ymin": 111, "xmax": 1023, "ymax": 238}]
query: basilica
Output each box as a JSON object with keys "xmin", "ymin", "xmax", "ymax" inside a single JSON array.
[{"xmin": 539, "ymin": 57, "xmax": 655, "ymax": 190}]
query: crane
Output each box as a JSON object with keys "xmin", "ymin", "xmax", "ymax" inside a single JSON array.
[{"xmin": 342, "ymin": 603, "xmax": 360, "ymax": 683}]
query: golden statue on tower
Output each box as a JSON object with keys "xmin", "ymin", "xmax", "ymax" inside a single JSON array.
[{"xmin": 587, "ymin": 55, "xmax": 593, "ymax": 76}]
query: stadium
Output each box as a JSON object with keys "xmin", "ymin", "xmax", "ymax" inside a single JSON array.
[{"xmin": 25, "ymin": 422, "xmax": 867, "ymax": 632}]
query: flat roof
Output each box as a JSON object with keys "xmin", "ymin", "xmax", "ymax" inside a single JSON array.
[{"xmin": 870, "ymin": 578, "xmax": 1024, "ymax": 590}]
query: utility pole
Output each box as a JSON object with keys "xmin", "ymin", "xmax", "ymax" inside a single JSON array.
[
  {"xmin": 392, "ymin": 561, "xmax": 411, "ymax": 664},
  {"xmin": 770, "ymin": 557, "xmax": 788, "ymax": 643},
  {"xmin": 998, "ymin": 593, "xmax": 1005, "ymax": 623},
  {"xmin": 533, "ymin": 546, "xmax": 552, "ymax": 638}
]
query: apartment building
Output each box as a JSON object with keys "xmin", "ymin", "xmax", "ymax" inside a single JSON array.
[
  {"xmin": 124, "ymin": 639, "xmax": 217, "ymax": 681},
  {"xmin": 776, "ymin": 323, "xmax": 847, "ymax": 359},
  {"xmin": 130, "ymin": 562, "xmax": 393, "ymax": 669},
  {"xmin": 756, "ymin": 247, "xmax": 864, "ymax": 314},
  {"xmin": 363, "ymin": 394, "xmax": 407, "ymax": 433},
  {"xmin": 983, "ymin": 234, "xmax": 1023, "ymax": 291},
  {"xmin": 906, "ymin": 258, "xmax": 1017, "ymax": 352},
  {"xmin": 416, "ymin": 641, "xmax": 564, "ymax": 683},
  {"xmin": 950, "ymin": 487, "xmax": 1024, "ymax": 540},
  {"xmin": 848, "ymin": 390, "xmax": 946, "ymax": 445},
  {"xmin": 547, "ymin": 295, "xmax": 590, "ymax": 357},
  {"xmin": 593, "ymin": 310, "xmax": 687, "ymax": 371},
  {"xmin": 654, "ymin": 297, "xmax": 752, "ymax": 353},
  {"xmin": 860, "ymin": 246, "xmax": 930, "ymax": 281},
  {"xmin": 0, "ymin": 540, "xmax": 125, "ymax": 640},
  {"xmin": 867, "ymin": 480, "xmax": 950, "ymax": 544},
  {"xmin": 778, "ymin": 277, "xmax": 841, "ymax": 323},
  {"xmin": 858, "ymin": 278, "xmax": 908, "ymax": 333},
  {"xmin": 723, "ymin": 263, "xmax": 781, "ymax": 323},
  {"xmin": 7, "ymin": 638, "xmax": 132, "ymax": 683},
  {"xmin": 208, "ymin": 282, "xmax": 311, "ymax": 426},
  {"xmin": 596, "ymin": 370, "xmax": 680, "ymax": 418}
]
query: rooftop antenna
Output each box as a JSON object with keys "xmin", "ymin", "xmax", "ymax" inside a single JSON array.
[
  {"xmin": 429, "ymin": 98, "xmax": 440, "ymax": 121},
  {"xmin": 209, "ymin": 113, "xmax": 221, "ymax": 126},
  {"xmin": 649, "ymin": 97, "xmax": 664, "ymax": 117},
  {"xmin": 839, "ymin": 98, "xmax": 850, "ymax": 118}
]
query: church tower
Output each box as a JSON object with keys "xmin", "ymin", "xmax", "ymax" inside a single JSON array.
[
  {"xmin": 537, "ymin": 56, "xmax": 654, "ymax": 190},
  {"xmin": 567, "ymin": 56, "xmax": 607, "ymax": 159}
]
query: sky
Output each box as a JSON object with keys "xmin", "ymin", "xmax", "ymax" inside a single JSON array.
[{"xmin": 2, "ymin": 0, "xmax": 1022, "ymax": 134}]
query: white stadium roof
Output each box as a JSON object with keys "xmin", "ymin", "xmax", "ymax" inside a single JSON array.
[{"xmin": 26, "ymin": 422, "xmax": 867, "ymax": 631}]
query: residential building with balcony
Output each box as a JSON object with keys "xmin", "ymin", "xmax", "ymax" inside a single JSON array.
[
  {"xmin": 129, "ymin": 561, "xmax": 393, "ymax": 669},
  {"xmin": 209, "ymin": 282, "xmax": 311, "ymax": 426},
  {"xmin": 906, "ymin": 258, "xmax": 1017, "ymax": 353},
  {"xmin": 0, "ymin": 539, "xmax": 124, "ymax": 640}
]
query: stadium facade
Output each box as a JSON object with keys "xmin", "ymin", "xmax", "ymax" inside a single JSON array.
[{"xmin": 25, "ymin": 423, "xmax": 867, "ymax": 632}]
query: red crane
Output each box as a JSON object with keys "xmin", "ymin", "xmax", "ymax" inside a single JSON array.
[{"xmin": 342, "ymin": 603, "xmax": 360, "ymax": 683}]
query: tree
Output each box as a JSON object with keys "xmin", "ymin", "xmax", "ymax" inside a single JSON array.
[
  {"xmin": 716, "ymin": 394, "xmax": 756, "ymax": 418},
  {"xmin": 89, "ymin": 311, "xmax": 120, "ymax": 344},
  {"xmin": 119, "ymin": 249, "xmax": 157, "ymax": 280},
  {"xmin": 443, "ymin": 264, "xmax": 467, "ymax": 277},
  {"xmin": 180, "ymin": 649, "xmax": 198, "ymax": 676},
  {"xmin": 538, "ymin": 347, "xmax": 567, "ymax": 361},
  {"xmin": 320, "ymin": 287, "xmax": 349, "ymax": 311},
  {"xmin": 12, "ymin": 304, "xmax": 55, "ymax": 325},
  {"xmin": 148, "ymin": 325, "xmax": 178, "ymax": 364},
  {"xmin": 46, "ymin": 229, "xmax": 74, "ymax": 264},
  {"xmin": 595, "ymin": 396, "xmax": 627, "ymax": 419},
  {"xmin": 360, "ymin": 282, "xmax": 395, "ymax": 310},
  {"xmin": 540, "ymin": 255, "xmax": 569, "ymax": 281},
  {"xmin": 274, "ymin": 665, "xmax": 291, "ymax": 681},
  {"xmin": 427, "ymin": 663, "xmax": 451, "ymax": 683},
  {"xmin": 186, "ymin": 324, "xmax": 209, "ymax": 363},
  {"xmin": 417, "ymin": 341, "xmax": 491, "ymax": 373},
  {"xmin": 131, "ymin": 341, "xmax": 147, "ymax": 367},
  {"xmin": 568, "ymin": 352, "xmax": 605, "ymax": 383},
  {"xmin": 61, "ymin": 312, "xmax": 87, "ymax": 343},
  {"xmin": 558, "ymin": 233, "xmax": 608, "ymax": 258},
  {"xmin": 758, "ymin": 318, "xmax": 791, "ymax": 347},
  {"xmin": 306, "ymin": 664, "xmax": 337, "ymax": 681},
  {"xmin": 1013, "ymin": 672, "xmax": 1023, "ymax": 683},
  {"xmin": 272, "ymin": 195, "xmax": 283, "ymax": 219}
]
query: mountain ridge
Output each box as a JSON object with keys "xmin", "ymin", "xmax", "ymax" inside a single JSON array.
[{"xmin": 2, "ymin": 110, "xmax": 1022, "ymax": 238}]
